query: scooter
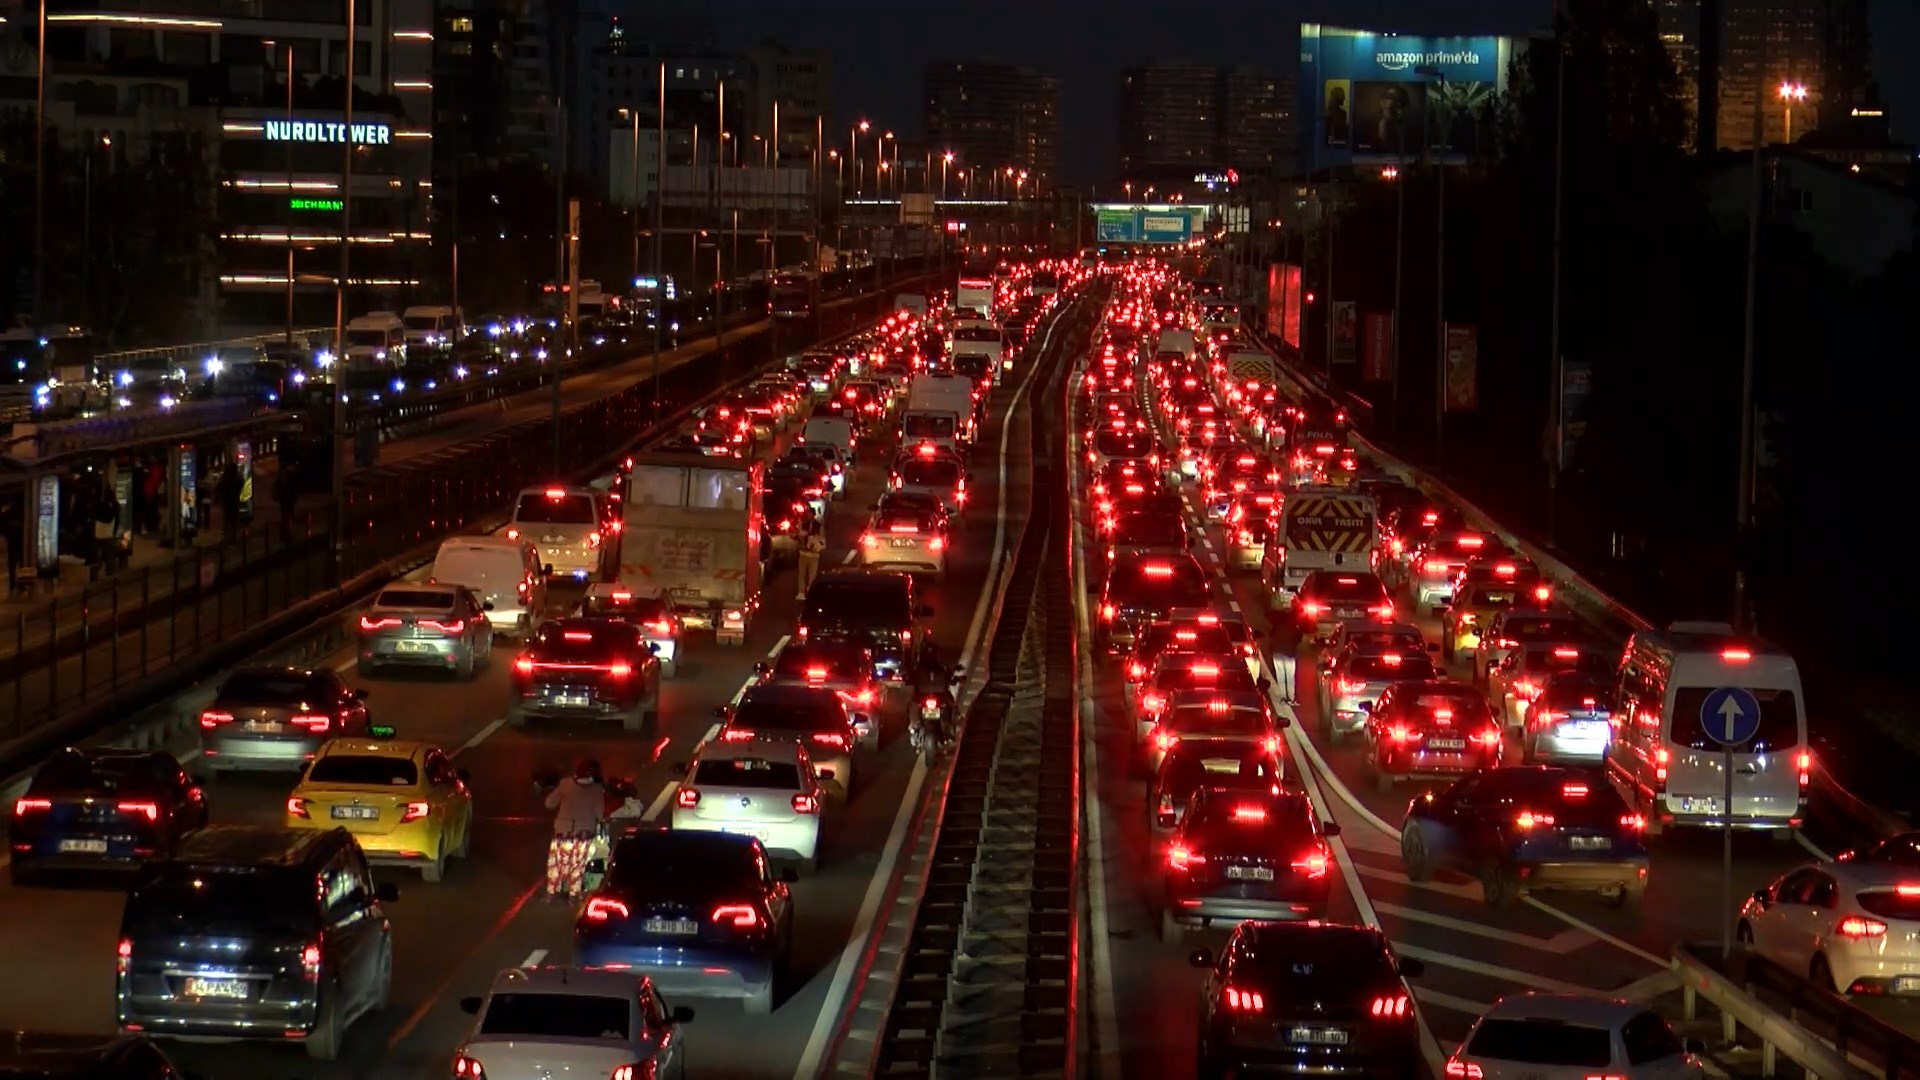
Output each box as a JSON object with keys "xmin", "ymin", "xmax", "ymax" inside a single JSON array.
[
  {"xmin": 582, "ymin": 777, "xmax": 645, "ymax": 894},
  {"xmin": 908, "ymin": 668, "xmax": 965, "ymax": 766}
]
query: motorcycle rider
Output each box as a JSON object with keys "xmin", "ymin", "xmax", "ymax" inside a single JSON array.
[{"xmin": 912, "ymin": 639, "xmax": 956, "ymax": 749}]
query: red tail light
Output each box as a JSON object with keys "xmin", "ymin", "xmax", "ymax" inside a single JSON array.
[
  {"xmin": 1514, "ymin": 679, "xmax": 1541, "ymax": 700},
  {"xmin": 712, "ymin": 903, "xmax": 762, "ymax": 929},
  {"xmin": 1388, "ymin": 725, "xmax": 1413, "ymax": 743},
  {"xmin": 1292, "ymin": 846, "xmax": 1331, "ymax": 879},
  {"xmin": 453, "ymin": 1056, "xmax": 487, "ymax": 1078},
  {"xmin": 1151, "ymin": 727, "xmax": 1178, "ymax": 752},
  {"xmin": 1142, "ymin": 694, "xmax": 1165, "ymax": 715},
  {"xmin": 116, "ymin": 936, "xmax": 132, "ymax": 977},
  {"xmin": 199, "ymin": 710, "xmax": 234, "ymax": 729},
  {"xmin": 1424, "ymin": 559, "xmax": 1449, "ymax": 573},
  {"xmin": 301, "ymin": 942, "xmax": 323, "ymax": 974},
  {"xmin": 1840, "ymin": 916, "xmax": 1888, "ymax": 938},
  {"xmin": 811, "ymin": 733, "xmax": 849, "ymax": 750},
  {"xmin": 1369, "ymin": 603, "xmax": 1394, "ymax": 618},
  {"xmin": 1370, "ymin": 993, "xmax": 1412, "ymax": 1018},
  {"xmin": 1654, "ymin": 747, "xmax": 1670, "ymax": 787},
  {"xmin": 1445, "ymin": 1060, "xmax": 1483, "ymax": 1079},
  {"xmin": 13, "ymin": 798, "xmax": 51, "ymax": 816},
  {"xmin": 675, "ymin": 786, "xmax": 700, "ymax": 808},
  {"xmin": 792, "ymin": 792, "xmax": 820, "ymax": 814},
  {"xmin": 584, "ymin": 897, "xmax": 630, "ymax": 922},
  {"xmin": 650, "ymin": 620, "xmax": 674, "ymax": 636},
  {"xmin": 1473, "ymin": 728, "xmax": 1502, "ymax": 748},
  {"xmin": 1101, "ymin": 603, "xmax": 1117, "ymax": 621},
  {"xmin": 1620, "ymin": 814, "xmax": 1646, "ymax": 831},
  {"xmin": 400, "ymin": 801, "xmax": 430, "ymax": 823},
  {"xmin": 290, "ymin": 714, "xmax": 331, "ymax": 733},
  {"xmin": 1168, "ymin": 844, "xmax": 1204, "ymax": 870},
  {"xmin": 1515, "ymin": 810, "xmax": 1555, "ymax": 830},
  {"xmin": 419, "ymin": 619, "xmax": 465, "ymax": 634},
  {"xmin": 929, "ymin": 536, "xmax": 946, "ymax": 552},
  {"xmin": 286, "ymin": 796, "xmax": 308, "ymax": 818},
  {"xmin": 861, "ymin": 533, "xmax": 879, "ymax": 550},
  {"xmin": 1338, "ymin": 678, "xmax": 1366, "ymax": 697},
  {"xmin": 720, "ymin": 728, "xmax": 755, "ymax": 742},
  {"xmin": 513, "ymin": 656, "xmax": 534, "ymax": 676},
  {"xmin": 1127, "ymin": 661, "xmax": 1146, "ymax": 679},
  {"xmin": 1300, "ymin": 601, "xmax": 1325, "ymax": 618},
  {"xmin": 1797, "ymin": 751, "xmax": 1811, "ymax": 790},
  {"xmin": 606, "ymin": 662, "xmax": 632, "ymax": 678},
  {"xmin": 118, "ymin": 801, "xmax": 159, "ymax": 822},
  {"xmin": 1223, "ymin": 986, "xmax": 1265, "ymax": 1012},
  {"xmin": 359, "ymin": 616, "xmax": 401, "ymax": 631}
]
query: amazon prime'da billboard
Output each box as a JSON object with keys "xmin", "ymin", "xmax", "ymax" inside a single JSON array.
[{"xmin": 1300, "ymin": 23, "xmax": 1523, "ymax": 172}]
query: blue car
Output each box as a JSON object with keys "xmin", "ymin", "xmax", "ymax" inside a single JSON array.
[
  {"xmin": 1398, "ymin": 765, "xmax": 1649, "ymax": 909},
  {"xmin": 574, "ymin": 828, "xmax": 796, "ymax": 1014},
  {"xmin": 9, "ymin": 748, "xmax": 209, "ymax": 885}
]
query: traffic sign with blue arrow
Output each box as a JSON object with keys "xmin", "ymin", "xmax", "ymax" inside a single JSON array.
[{"xmin": 1699, "ymin": 686, "xmax": 1762, "ymax": 746}]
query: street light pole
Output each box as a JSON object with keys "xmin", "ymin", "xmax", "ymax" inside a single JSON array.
[
  {"xmin": 1547, "ymin": 20, "xmax": 1568, "ymax": 546},
  {"xmin": 330, "ymin": 0, "xmax": 358, "ymax": 584},
  {"xmin": 628, "ymin": 109, "xmax": 640, "ymax": 288},
  {"xmin": 31, "ymin": 0, "xmax": 47, "ymax": 331},
  {"xmin": 651, "ymin": 61, "xmax": 665, "ymax": 419},
  {"xmin": 1733, "ymin": 69, "xmax": 1768, "ymax": 635}
]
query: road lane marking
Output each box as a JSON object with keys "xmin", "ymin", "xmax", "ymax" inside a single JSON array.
[
  {"xmin": 1390, "ymin": 943, "xmax": 1609, "ymax": 997},
  {"xmin": 521, "ymin": 949, "xmax": 547, "ymax": 968},
  {"xmin": 1371, "ymin": 901, "xmax": 1594, "ymax": 952},
  {"xmin": 384, "ymin": 876, "xmax": 544, "ymax": 1052},
  {"xmin": 1795, "ymin": 830, "xmax": 1832, "ymax": 861},
  {"xmin": 455, "ymin": 716, "xmax": 509, "ymax": 757},
  {"xmin": 642, "ymin": 782, "xmax": 680, "ymax": 822},
  {"xmin": 1353, "ymin": 862, "xmax": 1490, "ymax": 901},
  {"xmin": 793, "ymin": 283, "xmax": 1065, "ymax": 1080},
  {"xmin": 1522, "ymin": 895, "xmax": 1669, "ymax": 968}
]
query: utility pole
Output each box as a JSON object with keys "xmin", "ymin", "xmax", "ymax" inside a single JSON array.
[
  {"xmin": 551, "ymin": 90, "xmax": 566, "ymax": 473},
  {"xmin": 562, "ymin": 198, "xmax": 578, "ymax": 473},
  {"xmin": 330, "ymin": 0, "xmax": 358, "ymax": 585},
  {"xmin": 1547, "ymin": 17, "xmax": 1568, "ymax": 546},
  {"xmin": 1733, "ymin": 41, "xmax": 1765, "ymax": 635},
  {"xmin": 31, "ymin": 0, "xmax": 47, "ymax": 331},
  {"xmin": 651, "ymin": 61, "xmax": 665, "ymax": 418}
]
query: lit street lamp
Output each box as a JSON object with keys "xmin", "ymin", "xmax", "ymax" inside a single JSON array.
[{"xmin": 1777, "ymin": 81, "xmax": 1808, "ymax": 143}]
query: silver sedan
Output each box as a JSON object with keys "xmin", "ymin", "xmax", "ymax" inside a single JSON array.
[{"xmin": 356, "ymin": 583, "xmax": 495, "ymax": 679}]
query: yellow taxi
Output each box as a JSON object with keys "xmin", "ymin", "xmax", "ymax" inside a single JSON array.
[{"xmin": 284, "ymin": 725, "xmax": 473, "ymax": 882}]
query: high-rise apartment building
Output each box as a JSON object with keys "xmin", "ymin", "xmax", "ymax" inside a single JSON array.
[
  {"xmin": 1654, "ymin": 0, "xmax": 1704, "ymax": 150},
  {"xmin": 1706, "ymin": 0, "xmax": 1877, "ymax": 150},
  {"xmin": 1222, "ymin": 64, "xmax": 1294, "ymax": 177},
  {"xmin": 1117, "ymin": 61, "xmax": 1218, "ymax": 181},
  {"xmin": 923, "ymin": 61, "xmax": 1061, "ymax": 189},
  {"xmin": 748, "ymin": 39, "xmax": 831, "ymax": 167},
  {"xmin": 435, "ymin": 1, "xmax": 518, "ymax": 163}
]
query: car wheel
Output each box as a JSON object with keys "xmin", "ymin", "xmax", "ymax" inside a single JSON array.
[
  {"xmin": 1401, "ymin": 825, "xmax": 1433, "ymax": 882},
  {"xmin": 454, "ymin": 815, "xmax": 472, "ymax": 858},
  {"xmin": 372, "ymin": 942, "xmax": 394, "ymax": 1012},
  {"xmin": 1736, "ymin": 920, "xmax": 1755, "ymax": 948},
  {"xmin": 505, "ymin": 705, "xmax": 528, "ymax": 727},
  {"xmin": 455, "ymin": 652, "xmax": 475, "ymax": 681},
  {"xmin": 660, "ymin": 657, "xmax": 678, "ymax": 679},
  {"xmin": 1159, "ymin": 908, "xmax": 1184, "ymax": 944},
  {"xmin": 1810, "ymin": 954, "xmax": 1838, "ymax": 994},
  {"xmin": 743, "ymin": 980, "xmax": 775, "ymax": 1015},
  {"xmin": 1195, "ymin": 1045, "xmax": 1225, "ymax": 1080},
  {"xmin": 8, "ymin": 861, "xmax": 34, "ymax": 888},
  {"xmin": 621, "ymin": 708, "xmax": 648, "ymax": 734},
  {"xmin": 305, "ymin": 985, "xmax": 342, "ymax": 1061},
  {"xmin": 423, "ymin": 838, "xmax": 447, "ymax": 883},
  {"xmin": 1604, "ymin": 884, "xmax": 1644, "ymax": 910},
  {"xmin": 1480, "ymin": 860, "xmax": 1516, "ymax": 908},
  {"xmin": 1442, "ymin": 635, "xmax": 1455, "ymax": 662}
]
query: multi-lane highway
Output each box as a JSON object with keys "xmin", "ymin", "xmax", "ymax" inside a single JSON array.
[
  {"xmin": 0, "ymin": 295, "xmax": 1067, "ymax": 1078},
  {"xmin": 1067, "ymin": 290, "xmax": 1839, "ymax": 1077}
]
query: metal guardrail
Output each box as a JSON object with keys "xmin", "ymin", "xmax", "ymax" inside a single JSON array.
[
  {"xmin": 94, "ymin": 327, "xmax": 335, "ymax": 371},
  {"xmin": 0, "ymin": 275, "xmax": 931, "ymax": 773},
  {"xmin": 1674, "ymin": 943, "xmax": 1897, "ymax": 1079}
]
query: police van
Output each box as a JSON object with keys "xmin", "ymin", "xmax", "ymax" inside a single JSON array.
[{"xmin": 1608, "ymin": 621, "xmax": 1808, "ymax": 838}]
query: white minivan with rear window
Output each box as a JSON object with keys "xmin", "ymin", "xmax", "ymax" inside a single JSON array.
[
  {"xmin": 507, "ymin": 485, "xmax": 610, "ymax": 581},
  {"xmin": 1608, "ymin": 621, "xmax": 1808, "ymax": 839}
]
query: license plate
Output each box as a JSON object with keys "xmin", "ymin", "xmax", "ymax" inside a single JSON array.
[
  {"xmin": 1335, "ymin": 608, "xmax": 1362, "ymax": 619},
  {"xmin": 243, "ymin": 720, "xmax": 281, "ymax": 733},
  {"xmin": 58, "ymin": 839, "xmax": 108, "ymax": 854},
  {"xmin": 1289, "ymin": 1026, "xmax": 1349, "ymax": 1046},
  {"xmin": 395, "ymin": 640, "xmax": 431, "ymax": 653},
  {"xmin": 1202, "ymin": 759, "xmax": 1243, "ymax": 773},
  {"xmin": 1426, "ymin": 737, "xmax": 1466, "ymax": 751},
  {"xmin": 552, "ymin": 694, "xmax": 590, "ymax": 708},
  {"xmin": 670, "ymin": 587, "xmax": 703, "ymax": 598},
  {"xmin": 891, "ymin": 538, "xmax": 918, "ymax": 548},
  {"xmin": 643, "ymin": 918, "xmax": 698, "ymax": 936},
  {"xmin": 1570, "ymin": 835, "xmax": 1613, "ymax": 851},
  {"xmin": 1226, "ymin": 866, "xmax": 1275, "ymax": 882},
  {"xmin": 183, "ymin": 977, "xmax": 249, "ymax": 1000},
  {"xmin": 330, "ymin": 806, "xmax": 379, "ymax": 821},
  {"xmin": 1895, "ymin": 976, "xmax": 1920, "ymax": 993},
  {"xmin": 1564, "ymin": 721, "xmax": 1606, "ymax": 738}
]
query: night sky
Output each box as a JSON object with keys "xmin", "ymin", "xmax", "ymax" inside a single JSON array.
[{"xmin": 705, "ymin": 0, "xmax": 1920, "ymax": 186}]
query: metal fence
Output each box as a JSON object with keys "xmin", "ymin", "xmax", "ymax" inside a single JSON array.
[{"xmin": 0, "ymin": 274, "xmax": 926, "ymax": 756}]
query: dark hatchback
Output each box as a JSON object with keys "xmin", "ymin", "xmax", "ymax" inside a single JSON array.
[
  {"xmin": 10, "ymin": 749, "xmax": 209, "ymax": 884},
  {"xmin": 1162, "ymin": 788, "xmax": 1339, "ymax": 939},
  {"xmin": 798, "ymin": 569, "xmax": 932, "ymax": 682},
  {"xmin": 115, "ymin": 826, "xmax": 397, "ymax": 1061},
  {"xmin": 507, "ymin": 618, "xmax": 662, "ymax": 732},
  {"xmin": 575, "ymin": 829, "xmax": 796, "ymax": 1015},
  {"xmin": 1097, "ymin": 553, "xmax": 1214, "ymax": 654},
  {"xmin": 1190, "ymin": 921, "xmax": 1425, "ymax": 1078}
]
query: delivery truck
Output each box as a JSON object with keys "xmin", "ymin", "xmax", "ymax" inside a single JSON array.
[
  {"xmin": 616, "ymin": 454, "xmax": 766, "ymax": 646},
  {"xmin": 1262, "ymin": 487, "xmax": 1377, "ymax": 595},
  {"xmin": 901, "ymin": 372, "xmax": 977, "ymax": 454}
]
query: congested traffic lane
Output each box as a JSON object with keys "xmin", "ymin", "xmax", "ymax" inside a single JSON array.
[
  {"xmin": 0, "ymin": 321, "xmax": 1040, "ymax": 1078},
  {"xmin": 1076, "ymin": 317, "xmax": 1814, "ymax": 1077}
]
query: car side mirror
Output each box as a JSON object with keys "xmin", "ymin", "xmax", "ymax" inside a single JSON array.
[
  {"xmin": 1274, "ymin": 715, "xmax": 1290, "ymax": 728},
  {"xmin": 456, "ymin": 768, "xmax": 473, "ymax": 783},
  {"xmin": 648, "ymin": 642, "xmax": 661, "ymax": 654},
  {"xmin": 1751, "ymin": 888, "xmax": 1771, "ymax": 910},
  {"xmin": 1187, "ymin": 948, "xmax": 1215, "ymax": 969},
  {"xmin": 482, "ymin": 601, "xmax": 496, "ymax": 611},
  {"xmin": 460, "ymin": 995, "xmax": 484, "ymax": 1015},
  {"xmin": 818, "ymin": 768, "xmax": 837, "ymax": 783},
  {"xmin": 1357, "ymin": 701, "xmax": 1373, "ymax": 714},
  {"xmin": 1256, "ymin": 676, "xmax": 1272, "ymax": 691},
  {"xmin": 354, "ymin": 688, "xmax": 369, "ymax": 701},
  {"xmin": 672, "ymin": 1005, "xmax": 697, "ymax": 1025},
  {"xmin": 917, "ymin": 605, "xmax": 935, "ymax": 618},
  {"xmin": 375, "ymin": 882, "xmax": 400, "ymax": 904},
  {"xmin": 780, "ymin": 866, "xmax": 801, "ymax": 884},
  {"xmin": 1322, "ymin": 821, "xmax": 1342, "ymax": 837},
  {"xmin": 754, "ymin": 661, "xmax": 772, "ymax": 675},
  {"xmin": 1397, "ymin": 956, "xmax": 1425, "ymax": 979},
  {"xmin": 542, "ymin": 563, "xmax": 555, "ymax": 576},
  {"xmin": 1684, "ymin": 1037, "xmax": 1708, "ymax": 1055},
  {"xmin": 713, "ymin": 705, "xmax": 731, "ymax": 719}
]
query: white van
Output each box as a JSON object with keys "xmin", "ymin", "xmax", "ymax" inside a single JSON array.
[
  {"xmin": 507, "ymin": 485, "xmax": 610, "ymax": 581},
  {"xmin": 401, "ymin": 305, "xmax": 463, "ymax": 353},
  {"xmin": 1608, "ymin": 621, "xmax": 1808, "ymax": 838},
  {"xmin": 1156, "ymin": 328, "xmax": 1197, "ymax": 361},
  {"xmin": 802, "ymin": 416, "xmax": 856, "ymax": 461},
  {"xmin": 343, "ymin": 312, "xmax": 406, "ymax": 365},
  {"xmin": 430, "ymin": 535, "xmax": 547, "ymax": 636}
]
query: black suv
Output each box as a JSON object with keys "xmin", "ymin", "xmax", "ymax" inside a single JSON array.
[
  {"xmin": 10, "ymin": 748, "xmax": 209, "ymax": 884},
  {"xmin": 115, "ymin": 825, "xmax": 397, "ymax": 1061},
  {"xmin": 508, "ymin": 617, "xmax": 663, "ymax": 732},
  {"xmin": 798, "ymin": 569, "xmax": 933, "ymax": 683}
]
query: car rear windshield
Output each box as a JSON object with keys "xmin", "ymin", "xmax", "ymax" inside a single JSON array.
[
  {"xmin": 1501, "ymin": 615, "xmax": 1581, "ymax": 641},
  {"xmin": 480, "ymin": 992, "xmax": 630, "ymax": 1040},
  {"xmin": 805, "ymin": 582, "xmax": 909, "ymax": 625},
  {"xmin": 771, "ymin": 648, "xmax": 868, "ymax": 681},
  {"xmin": 1113, "ymin": 515, "xmax": 1185, "ymax": 544},
  {"xmin": 1405, "ymin": 692, "xmax": 1495, "ymax": 724},
  {"xmin": 31, "ymin": 754, "xmax": 164, "ymax": 795},
  {"xmin": 1311, "ymin": 575, "xmax": 1386, "ymax": 601},
  {"xmin": 1525, "ymin": 647, "xmax": 1611, "ymax": 677},
  {"xmin": 1671, "ymin": 686, "xmax": 1800, "ymax": 751},
  {"xmin": 694, "ymin": 758, "xmax": 803, "ymax": 790},
  {"xmin": 953, "ymin": 327, "xmax": 1000, "ymax": 342},
  {"xmin": 734, "ymin": 693, "xmax": 845, "ymax": 732},
  {"xmin": 1511, "ymin": 773, "xmax": 1631, "ymax": 825},
  {"xmin": 1115, "ymin": 559, "xmax": 1209, "ymax": 593},
  {"xmin": 1235, "ymin": 930, "xmax": 1396, "ymax": 997},
  {"xmin": 608, "ymin": 834, "xmax": 756, "ymax": 888},
  {"xmin": 127, "ymin": 869, "xmax": 312, "ymax": 936},
  {"xmin": 1163, "ymin": 749, "xmax": 1278, "ymax": 791},
  {"xmin": 876, "ymin": 510, "xmax": 937, "ymax": 533},
  {"xmin": 307, "ymin": 755, "xmax": 418, "ymax": 786},
  {"xmin": 1466, "ymin": 1018, "xmax": 1614, "ymax": 1067},
  {"xmin": 582, "ymin": 594, "xmax": 670, "ymax": 621},
  {"xmin": 897, "ymin": 459, "xmax": 962, "ymax": 486},
  {"xmin": 1146, "ymin": 625, "xmax": 1234, "ymax": 655},
  {"xmin": 1541, "ymin": 681, "xmax": 1616, "ymax": 713},
  {"xmin": 1857, "ymin": 889, "xmax": 1920, "ymax": 921},
  {"xmin": 1095, "ymin": 430, "xmax": 1151, "ymax": 457},
  {"xmin": 1467, "ymin": 586, "xmax": 1520, "ymax": 607},
  {"xmin": 1166, "ymin": 706, "xmax": 1267, "ymax": 736},
  {"xmin": 903, "ymin": 414, "xmax": 957, "ymax": 439},
  {"xmin": 513, "ymin": 492, "xmax": 597, "ymax": 525},
  {"xmin": 1190, "ymin": 793, "xmax": 1317, "ymax": 846},
  {"xmin": 531, "ymin": 623, "xmax": 630, "ymax": 660},
  {"xmin": 375, "ymin": 589, "xmax": 453, "ymax": 610},
  {"xmin": 1349, "ymin": 654, "xmax": 1437, "ymax": 680},
  {"xmin": 220, "ymin": 671, "xmax": 322, "ymax": 703}
]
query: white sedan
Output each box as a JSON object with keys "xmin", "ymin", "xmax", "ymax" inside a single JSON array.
[
  {"xmin": 454, "ymin": 965, "xmax": 692, "ymax": 1080},
  {"xmin": 1447, "ymin": 991, "xmax": 1704, "ymax": 1080},
  {"xmin": 1741, "ymin": 860, "xmax": 1920, "ymax": 996}
]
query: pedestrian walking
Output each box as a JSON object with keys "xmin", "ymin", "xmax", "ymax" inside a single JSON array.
[
  {"xmin": 216, "ymin": 462, "xmax": 242, "ymax": 539},
  {"xmin": 92, "ymin": 487, "xmax": 121, "ymax": 574},
  {"xmin": 1267, "ymin": 596, "xmax": 1305, "ymax": 704},
  {"xmin": 796, "ymin": 519, "xmax": 826, "ymax": 600}
]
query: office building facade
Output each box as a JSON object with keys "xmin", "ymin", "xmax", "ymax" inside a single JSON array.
[{"xmin": 923, "ymin": 61, "xmax": 1061, "ymax": 189}]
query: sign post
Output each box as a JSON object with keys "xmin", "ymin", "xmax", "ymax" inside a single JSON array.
[{"xmin": 1700, "ymin": 684, "xmax": 1761, "ymax": 959}]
